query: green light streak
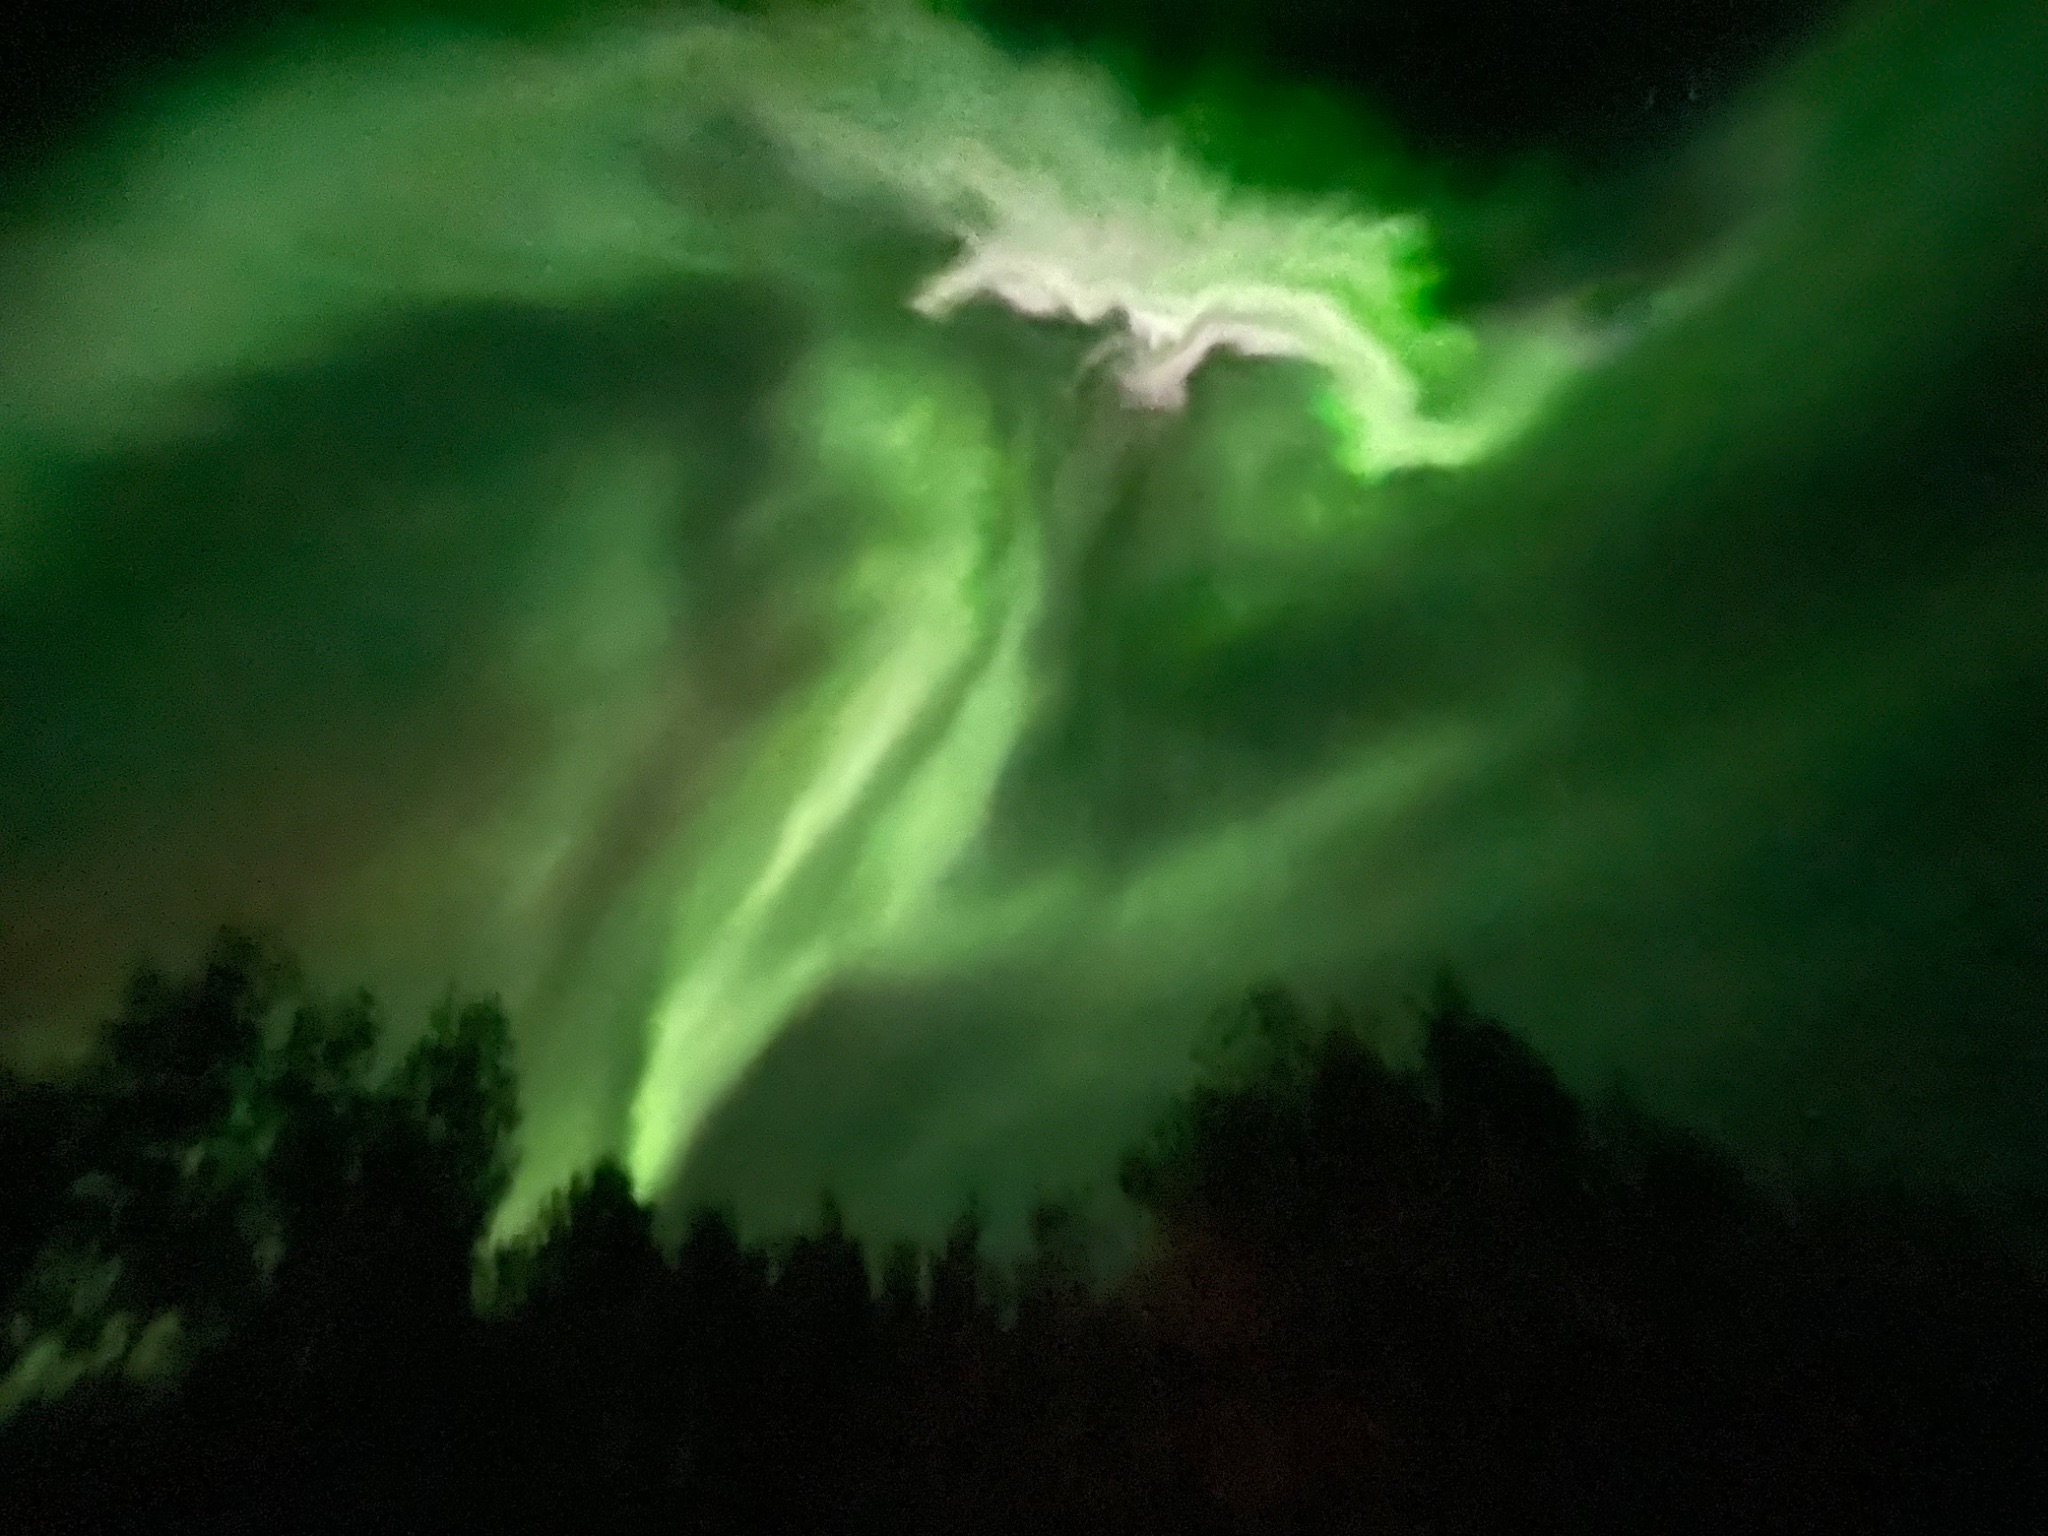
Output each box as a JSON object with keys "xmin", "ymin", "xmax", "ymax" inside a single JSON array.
[
  {"xmin": 589, "ymin": 6, "xmax": 1595, "ymax": 1197},
  {"xmin": 0, "ymin": 3, "xmax": 1620, "ymax": 1225},
  {"xmin": 624, "ymin": 340, "xmax": 1049, "ymax": 1190}
]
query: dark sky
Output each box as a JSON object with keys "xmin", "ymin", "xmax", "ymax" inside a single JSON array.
[
  {"xmin": 2, "ymin": 0, "xmax": 2042, "ymax": 1245},
  {"xmin": 3, "ymin": 0, "xmax": 1838, "ymax": 174}
]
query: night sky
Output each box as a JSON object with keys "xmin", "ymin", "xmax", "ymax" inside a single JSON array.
[{"xmin": 2, "ymin": 0, "xmax": 2042, "ymax": 1246}]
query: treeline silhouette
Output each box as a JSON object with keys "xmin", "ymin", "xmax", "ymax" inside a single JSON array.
[{"xmin": 2, "ymin": 933, "xmax": 2042, "ymax": 1533}]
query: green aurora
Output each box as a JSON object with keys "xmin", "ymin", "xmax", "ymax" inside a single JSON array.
[{"xmin": 0, "ymin": 0, "xmax": 2042, "ymax": 1242}]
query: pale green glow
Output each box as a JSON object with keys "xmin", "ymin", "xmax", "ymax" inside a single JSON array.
[
  {"xmin": 593, "ymin": 7, "xmax": 1596, "ymax": 1197},
  {"xmin": 0, "ymin": 3, "xmax": 1628, "ymax": 1227},
  {"xmin": 624, "ymin": 342, "xmax": 1048, "ymax": 1190}
]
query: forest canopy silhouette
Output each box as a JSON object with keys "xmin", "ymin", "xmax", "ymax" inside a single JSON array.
[{"xmin": 2, "ymin": 932, "xmax": 2041, "ymax": 1532}]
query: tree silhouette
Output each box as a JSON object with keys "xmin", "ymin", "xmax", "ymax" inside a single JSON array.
[
  {"xmin": 1421, "ymin": 972, "xmax": 1582, "ymax": 1176},
  {"xmin": 4, "ymin": 951, "xmax": 2043, "ymax": 1535},
  {"xmin": 0, "ymin": 931, "xmax": 530, "ymax": 1530}
]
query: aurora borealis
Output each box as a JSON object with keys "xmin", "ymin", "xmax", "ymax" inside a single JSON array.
[{"xmin": 2, "ymin": 0, "xmax": 2043, "ymax": 1244}]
